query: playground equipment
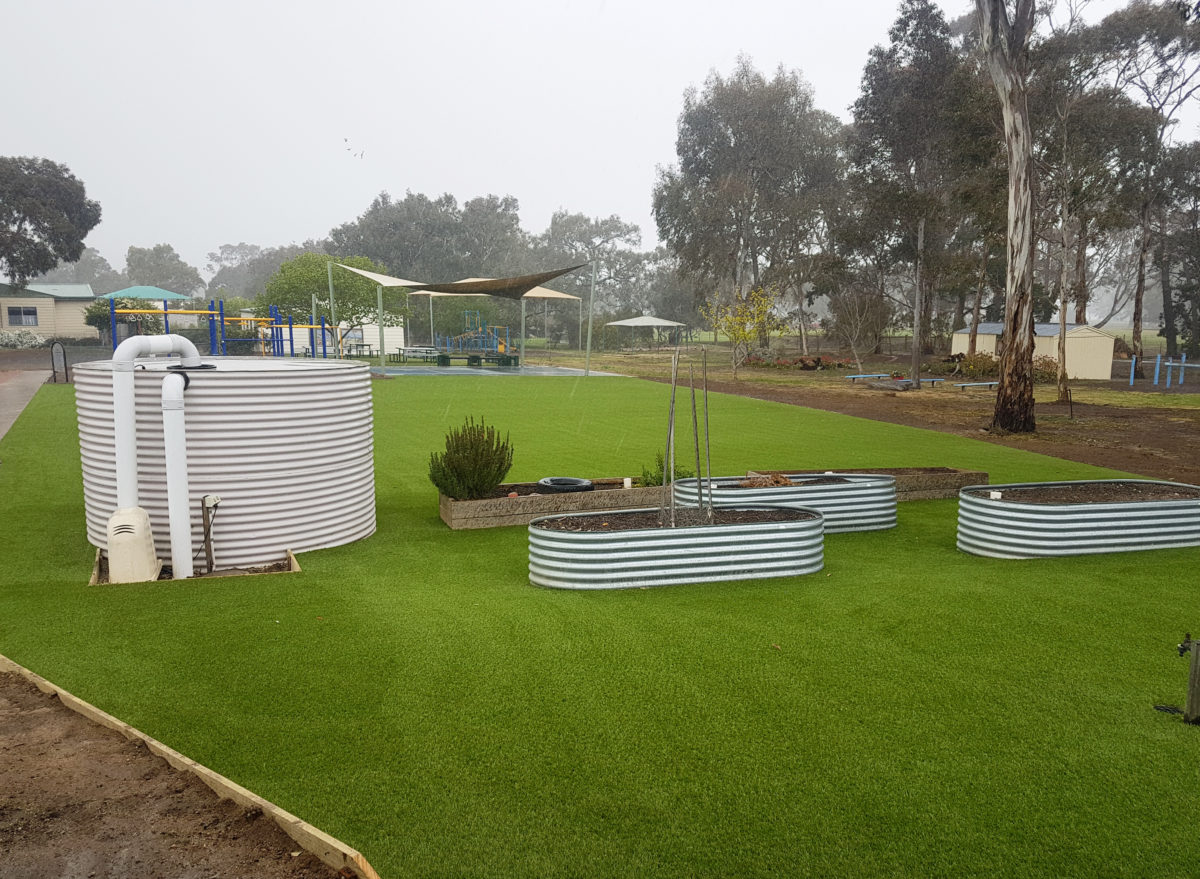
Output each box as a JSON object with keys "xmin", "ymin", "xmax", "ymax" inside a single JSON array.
[
  {"xmin": 106, "ymin": 299, "xmax": 345, "ymax": 359},
  {"xmin": 1127, "ymin": 354, "xmax": 1198, "ymax": 388},
  {"xmin": 75, "ymin": 350, "xmax": 376, "ymax": 574},
  {"xmin": 435, "ymin": 310, "xmax": 511, "ymax": 354}
]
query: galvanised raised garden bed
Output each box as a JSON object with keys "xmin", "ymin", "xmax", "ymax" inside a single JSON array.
[
  {"xmin": 528, "ymin": 507, "xmax": 824, "ymax": 590},
  {"xmin": 747, "ymin": 467, "xmax": 987, "ymax": 501},
  {"xmin": 673, "ymin": 473, "xmax": 897, "ymax": 533},
  {"xmin": 956, "ymin": 479, "xmax": 1200, "ymax": 559},
  {"xmin": 439, "ymin": 479, "xmax": 663, "ymax": 530}
]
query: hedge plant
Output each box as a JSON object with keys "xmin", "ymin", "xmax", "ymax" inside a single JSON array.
[{"xmin": 429, "ymin": 417, "xmax": 514, "ymax": 499}]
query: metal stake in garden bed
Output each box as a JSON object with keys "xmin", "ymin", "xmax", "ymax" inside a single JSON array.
[
  {"xmin": 1180, "ymin": 634, "xmax": 1200, "ymax": 724},
  {"xmin": 703, "ymin": 348, "xmax": 714, "ymax": 519},
  {"xmin": 662, "ymin": 348, "xmax": 680, "ymax": 528}
]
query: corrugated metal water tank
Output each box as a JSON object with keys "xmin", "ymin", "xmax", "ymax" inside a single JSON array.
[{"xmin": 74, "ymin": 357, "xmax": 375, "ymax": 569}]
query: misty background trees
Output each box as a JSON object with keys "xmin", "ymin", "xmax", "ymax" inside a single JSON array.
[{"xmin": 10, "ymin": 1, "xmax": 1200, "ymax": 392}]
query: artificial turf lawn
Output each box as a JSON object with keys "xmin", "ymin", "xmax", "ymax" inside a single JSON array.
[{"xmin": 2, "ymin": 375, "xmax": 1198, "ymax": 878}]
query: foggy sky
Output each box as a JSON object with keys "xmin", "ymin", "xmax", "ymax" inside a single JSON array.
[{"xmin": 9, "ymin": 0, "xmax": 1158, "ymax": 280}]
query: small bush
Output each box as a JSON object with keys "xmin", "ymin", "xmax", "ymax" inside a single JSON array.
[
  {"xmin": 428, "ymin": 417, "xmax": 514, "ymax": 500},
  {"xmin": 0, "ymin": 330, "xmax": 46, "ymax": 349},
  {"xmin": 928, "ymin": 352, "xmax": 998, "ymax": 378},
  {"xmin": 635, "ymin": 450, "xmax": 695, "ymax": 487},
  {"xmin": 1031, "ymin": 355, "xmax": 1059, "ymax": 383}
]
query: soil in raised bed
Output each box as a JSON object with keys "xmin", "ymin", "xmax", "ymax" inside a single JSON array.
[
  {"xmin": 476, "ymin": 479, "xmax": 636, "ymax": 499},
  {"xmin": 735, "ymin": 474, "xmax": 850, "ymax": 488},
  {"xmin": 533, "ymin": 508, "xmax": 817, "ymax": 532},
  {"xmin": 968, "ymin": 482, "xmax": 1200, "ymax": 505}
]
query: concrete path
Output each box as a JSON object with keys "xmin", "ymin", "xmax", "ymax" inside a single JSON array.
[{"xmin": 0, "ymin": 371, "xmax": 51, "ymax": 441}]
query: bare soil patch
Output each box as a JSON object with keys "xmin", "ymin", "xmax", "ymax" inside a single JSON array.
[
  {"xmin": 682, "ymin": 377, "xmax": 1200, "ymax": 487},
  {"xmin": 0, "ymin": 672, "xmax": 345, "ymax": 879}
]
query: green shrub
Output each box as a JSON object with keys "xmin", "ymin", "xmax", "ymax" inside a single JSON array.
[
  {"xmin": 929, "ymin": 352, "xmax": 999, "ymax": 378},
  {"xmin": 1031, "ymin": 355, "xmax": 1059, "ymax": 383},
  {"xmin": 428, "ymin": 417, "xmax": 514, "ymax": 499},
  {"xmin": 635, "ymin": 450, "xmax": 695, "ymax": 487}
]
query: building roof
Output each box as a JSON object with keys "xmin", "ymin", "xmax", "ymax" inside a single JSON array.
[
  {"xmin": 953, "ymin": 322, "xmax": 1113, "ymax": 338},
  {"xmin": 0, "ymin": 282, "xmax": 96, "ymax": 299},
  {"xmin": 101, "ymin": 285, "xmax": 190, "ymax": 300}
]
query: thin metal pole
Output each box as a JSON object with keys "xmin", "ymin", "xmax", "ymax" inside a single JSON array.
[
  {"xmin": 520, "ymin": 298, "xmax": 527, "ymax": 368},
  {"xmin": 584, "ymin": 260, "xmax": 597, "ymax": 376},
  {"xmin": 326, "ymin": 261, "xmax": 338, "ymax": 356},
  {"xmin": 666, "ymin": 349, "xmax": 680, "ymax": 527},
  {"xmin": 377, "ymin": 285, "xmax": 386, "ymax": 371},
  {"xmin": 429, "ymin": 296, "xmax": 435, "ymax": 347},
  {"xmin": 689, "ymin": 359, "xmax": 703, "ymax": 520},
  {"xmin": 703, "ymin": 348, "xmax": 714, "ymax": 521}
]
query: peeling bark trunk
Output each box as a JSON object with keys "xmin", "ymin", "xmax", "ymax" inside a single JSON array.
[{"xmin": 978, "ymin": 0, "xmax": 1036, "ymax": 433}]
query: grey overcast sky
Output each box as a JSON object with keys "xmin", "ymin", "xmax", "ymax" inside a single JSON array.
[{"xmin": 7, "ymin": 0, "xmax": 1149, "ymax": 278}]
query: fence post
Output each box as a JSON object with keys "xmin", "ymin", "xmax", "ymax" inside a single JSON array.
[
  {"xmin": 1154, "ymin": 354, "xmax": 1162, "ymax": 386},
  {"xmin": 1129, "ymin": 356, "xmax": 1136, "ymax": 387},
  {"xmin": 1180, "ymin": 353, "xmax": 1188, "ymax": 387}
]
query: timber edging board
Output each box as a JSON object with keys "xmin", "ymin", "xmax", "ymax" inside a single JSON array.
[
  {"xmin": 747, "ymin": 467, "xmax": 988, "ymax": 501},
  {"xmin": 440, "ymin": 478, "xmax": 666, "ymax": 529},
  {"xmin": 0, "ymin": 653, "xmax": 381, "ymax": 879}
]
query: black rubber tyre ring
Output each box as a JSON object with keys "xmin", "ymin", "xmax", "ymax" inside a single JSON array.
[{"xmin": 536, "ymin": 477, "xmax": 594, "ymax": 493}]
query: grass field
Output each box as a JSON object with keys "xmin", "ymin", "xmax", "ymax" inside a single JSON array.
[{"xmin": 2, "ymin": 376, "xmax": 1198, "ymax": 878}]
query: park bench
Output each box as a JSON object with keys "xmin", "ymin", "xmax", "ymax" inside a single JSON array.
[
  {"xmin": 846, "ymin": 374, "xmax": 892, "ymax": 382},
  {"xmin": 954, "ymin": 381, "xmax": 1000, "ymax": 390},
  {"xmin": 917, "ymin": 378, "xmax": 945, "ymax": 387}
]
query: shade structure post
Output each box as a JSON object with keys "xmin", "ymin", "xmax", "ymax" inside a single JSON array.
[
  {"xmin": 377, "ymin": 285, "xmax": 385, "ymax": 370},
  {"xmin": 326, "ymin": 261, "xmax": 338, "ymax": 355},
  {"xmin": 521, "ymin": 298, "xmax": 527, "ymax": 368},
  {"xmin": 584, "ymin": 260, "xmax": 597, "ymax": 376}
]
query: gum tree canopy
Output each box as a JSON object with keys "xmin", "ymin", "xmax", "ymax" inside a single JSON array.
[{"xmin": 0, "ymin": 157, "xmax": 101, "ymax": 286}]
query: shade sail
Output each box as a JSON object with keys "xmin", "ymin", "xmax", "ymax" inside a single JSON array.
[
  {"xmin": 403, "ymin": 265, "xmax": 585, "ymax": 300},
  {"xmin": 606, "ymin": 315, "xmax": 685, "ymax": 327},
  {"xmin": 333, "ymin": 264, "xmax": 425, "ymax": 287},
  {"xmin": 102, "ymin": 285, "xmax": 190, "ymax": 300}
]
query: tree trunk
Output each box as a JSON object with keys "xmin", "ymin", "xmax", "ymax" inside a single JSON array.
[
  {"xmin": 1073, "ymin": 216, "xmax": 1089, "ymax": 324},
  {"xmin": 969, "ymin": 241, "xmax": 988, "ymax": 356},
  {"xmin": 910, "ymin": 216, "xmax": 925, "ymax": 389},
  {"xmin": 1132, "ymin": 201, "xmax": 1151, "ymax": 361},
  {"xmin": 978, "ymin": 0, "xmax": 1037, "ymax": 434},
  {"xmin": 1056, "ymin": 213, "xmax": 1073, "ymax": 404},
  {"xmin": 1159, "ymin": 239, "xmax": 1178, "ymax": 356}
]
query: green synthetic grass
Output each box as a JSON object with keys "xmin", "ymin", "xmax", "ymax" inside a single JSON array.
[{"xmin": 2, "ymin": 377, "xmax": 1199, "ymax": 878}]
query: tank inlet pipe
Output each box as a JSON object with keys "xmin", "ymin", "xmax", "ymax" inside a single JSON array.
[
  {"xmin": 161, "ymin": 372, "xmax": 193, "ymax": 579},
  {"xmin": 111, "ymin": 334, "xmax": 201, "ymax": 509}
]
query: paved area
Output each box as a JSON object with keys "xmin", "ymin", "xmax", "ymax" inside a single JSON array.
[{"xmin": 0, "ymin": 371, "xmax": 51, "ymax": 441}]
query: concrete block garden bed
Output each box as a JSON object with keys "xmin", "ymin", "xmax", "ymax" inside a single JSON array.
[
  {"xmin": 439, "ymin": 479, "xmax": 664, "ymax": 530},
  {"xmin": 956, "ymin": 479, "xmax": 1200, "ymax": 559}
]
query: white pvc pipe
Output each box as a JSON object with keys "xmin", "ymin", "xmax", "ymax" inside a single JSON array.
[
  {"xmin": 111, "ymin": 334, "xmax": 202, "ymax": 509},
  {"xmin": 160, "ymin": 372, "xmax": 193, "ymax": 579}
]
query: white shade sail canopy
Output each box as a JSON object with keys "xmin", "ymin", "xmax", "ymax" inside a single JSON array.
[
  {"xmin": 333, "ymin": 264, "xmax": 425, "ymax": 287},
  {"xmin": 605, "ymin": 315, "xmax": 685, "ymax": 327}
]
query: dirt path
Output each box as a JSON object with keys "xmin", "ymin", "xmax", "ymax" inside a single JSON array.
[
  {"xmin": 692, "ymin": 378, "xmax": 1200, "ymax": 487},
  {"xmin": 0, "ymin": 672, "xmax": 345, "ymax": 879}
]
